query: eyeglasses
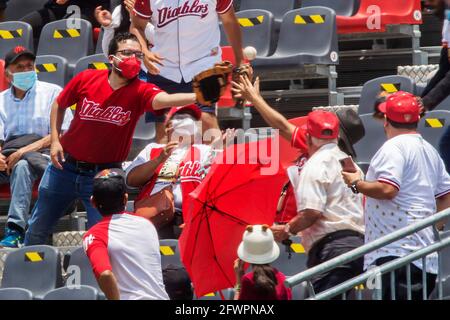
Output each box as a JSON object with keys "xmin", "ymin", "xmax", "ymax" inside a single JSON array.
[{"xmin": 116, "ymin": 50, "xmax": 144, "ymax": 59}]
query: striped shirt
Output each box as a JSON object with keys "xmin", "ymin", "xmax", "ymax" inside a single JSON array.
[{"xmin": 0, "ymin": 81, "xmax": 73, "ymax": 141}]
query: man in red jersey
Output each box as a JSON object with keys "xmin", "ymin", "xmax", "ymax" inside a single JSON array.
[{"xmin": 24, "ymin": 32, "xmax": 197, "ymax": 245}]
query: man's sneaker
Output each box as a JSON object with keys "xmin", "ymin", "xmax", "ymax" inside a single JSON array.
[{"xmin": 0, "ymin": 228, "xmax": 24, "ymax": 248}]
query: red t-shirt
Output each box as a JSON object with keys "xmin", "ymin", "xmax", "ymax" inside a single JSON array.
[
  {"xmin": 238, "ymin": 268, "xmax": 292, "ymax": 300},
  {"xmin": 57, "ymin": 69, "xmax": 164, "ymax": 163}
]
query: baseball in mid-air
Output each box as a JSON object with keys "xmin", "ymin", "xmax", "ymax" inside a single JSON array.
[{"xmin": 243, "ymin": 46, "xmax": 257, "ymax": 61}]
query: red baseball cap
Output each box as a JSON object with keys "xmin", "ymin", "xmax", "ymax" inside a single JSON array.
[
  {"xmin": 166, "ymin": 104, "xmax": 202, "ymax": 122},
  {"xmin": 306, "ymin": 110, "xmax": 339, "ymax": 139},
  {"xmin": 378, "ymin": 91, "xmax": 420, "ymax": 124}
]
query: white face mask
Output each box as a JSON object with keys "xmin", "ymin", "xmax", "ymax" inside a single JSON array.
[{"xmin": 171, "ymin": 114, "xmax": 199, "ymax": 137}]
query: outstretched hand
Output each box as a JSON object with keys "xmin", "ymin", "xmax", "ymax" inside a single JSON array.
[{"xmin": 231, "ymin": 76, "xmax": 261, "ymax": 103}]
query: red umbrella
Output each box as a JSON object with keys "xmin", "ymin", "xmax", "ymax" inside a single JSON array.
[{"xmin": 179, "ymin": 137, "xmax": 287, "ymax": 297}]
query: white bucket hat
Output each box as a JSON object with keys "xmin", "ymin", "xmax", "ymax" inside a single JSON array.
[{"xmin": 237, "ymin": 225, "xmax": 280, "ymax": 265}]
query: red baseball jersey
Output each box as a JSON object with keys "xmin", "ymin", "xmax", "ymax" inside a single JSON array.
[{"xmin": 57, "ymin": 69, "xmax": 164, "ymax": 163}]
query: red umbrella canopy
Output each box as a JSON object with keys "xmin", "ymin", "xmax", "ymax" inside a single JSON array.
[{"xmin": 179, "ymin": 137, "xmax": 287, "ymax": 297}]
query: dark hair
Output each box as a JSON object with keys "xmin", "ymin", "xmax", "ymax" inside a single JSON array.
[
  {"xmin": 252, "ymin": 264, "xmax": 278, "ymax": 297},
  {"xmin": 114, "ymin": 3, "xmax": 132, "ymax": 35},
  {"xmin": 373, "ymin": 94, "xmax": 387, "ymax": 120},
  {"xmin": 92, "ymin": 172, "xmax": 127, "ymax": 216},
  {"xmin": 108, "ymin": 32, "xmax": 140, "ymax": 56},
  {"xmin": 386, "ymin": 118, "xmax": 418, "ymax": 130}
]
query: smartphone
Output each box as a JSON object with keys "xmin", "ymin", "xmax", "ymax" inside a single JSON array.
[{"xmin": 339, "ymin": 156, "xmax": 357, "ymax": 173}]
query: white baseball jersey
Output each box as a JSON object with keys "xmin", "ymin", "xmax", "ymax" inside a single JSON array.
[
  {"xmin": 134, "ymin": 0, "xmax": 233, "ymax": 83},
  {"xmin": 364, "ymin": 133, "xmax": 450, "ymax": 274}
]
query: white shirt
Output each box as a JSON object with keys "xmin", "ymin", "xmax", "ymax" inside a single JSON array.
[
  {"xmin": 292, "ymin": 143, "xmax": 365, "ymax": 252},
  {"xmin": 134, "ymin": 0, "xmax": 233, "ymax": 83},
  {"xmin": 364, "ymin": 134, "xmax": 450, "ymax": 274},
  {"xmin": 126, "ymin": 142, "xmax": 212, "ymax": 211},
  {"xmin": 83, "ymin": 212, "xmax": 169, "ymax": 300},
  {"xmin": 0, "ymin": 81, "xmax": 73, "ymax": 141}
]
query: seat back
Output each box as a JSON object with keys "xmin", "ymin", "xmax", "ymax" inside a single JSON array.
[
  {"xmin": 160, "ymin": 239, "xmax": 182, "ymax": 269},
  {"xmin": 358, "ymin": 75, "xmax": 415, "ymax": 115},
  {"xmin": 74, "ymin": 53, "xmax": 111, "ymax": 76},
  {"xmin": 239, "ymin": 0, "xmax": 296, "ymax": 21},
  {"xmin": 235, "ymin": 10, "xmax": 274, "ymax": 57},
  {"xmin": 1, "ymin": 245, "xmax": 63, "ymax": 298},
  {"xmin": 0, "ymin": 21, "xmax": 34, "ymax": 58},
  {"xmin": 270, "ymin": 236, "xmax": 307, "ymax": 276},
  {"xmin": 4, "ymin": 0, "xmax": 48, "ymax": 21},
  {"xmin": 43, "ymin": 285, "xmax": 98, "ymax": 300},
  {"xmin": 356, "ymin": 0, "xmax": 422, "ymax": 25},
  {"xmin": 0, "ymin": 288, "xmax": 33, "ymax": 300},
  {"xmin": 301, "ymin": 0, "xmax": 359, "ymax": 16},
  {"xmin": 67, "ymin": 247, "xmax": 100, "ymax": 289},
  {"xmin": 418, "ymin": 111, "xmax": 450, "ymax": 149},
  {"xmin": 95, "ymin": 28, "xmax": 106, "ymax": 54},
  {"xmin": 37, "ymin": 19, "xmax": 94, "ymax": 67},
  {"xmin": 353, "ymin": 114, "xmax": 386, "ymax": 163},
  {"xmin": 35, "ymin": 55, "xmax": 69, "ymax": 87},
  {"xmin": 275, "ymin": 7, "xmax": 338, "ymax": 64},
  {"xmin": 133, "ymin": 116, "xmax": 156, "ymax": 140}
]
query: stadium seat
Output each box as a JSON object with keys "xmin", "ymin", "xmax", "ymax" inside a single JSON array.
[
  {"xmin": 353, "ymin": 114, "xmax": 386, "ymax": 163},
  {"xmin": 0, "ymin": 288, "xmax": 33, "ymax": 300},
  {"xmin": 358, "ymin": 75, "xmax": 415, "ymax": 115},
  {"xmin": 194, "ymin": 288, "xmax": 234, "ymax": 300},
  {"xmin": 37, "ymin": 19, "xmax": 94, "ymax": 73},
  {"xmin": 95, "ymin": 28, "xmax": 106, "ymax": 54},
  {"xmin": 0, "ymin": 21, "xmax": 33, "ymax": 58},
  {"xmin": 1, "ymin": 245, "xmax": 63, "ymax": 299},
  {"xmin": 239, "ymin": 0, "xmax": 297, "ymax": 23},
  {"xmin": 4, "ymin": 0, "xmax": 48, "ymax": 21},
  {"xmin": 159, "ymin": 239, "xmax": 183, "ymax": 269},
  {"xmin": 301, "ymin": 0, "xmax": 359, "ymax": 16},
  {"xmin": 35, "ymin": 55, "xmax": 69, "ymax": 87},
  {"xmin": 43, "ymin": 285, "xmax": 98, "ymax": 300},
  {"xmin": 433, "ymin": 96, "xmax": 450, "ymax": 112},
  {"xmin": 221, "ymin": 10, "xmax": 274, "ymax": 57},
  {"xmin": 271, "ymin": 236, "xmax": 307, "ymax": 277},
  {"xmin": 74, "ymin": 53, "xmax": 111, "ymax": 76},
  {"xmin": 418, "ymin": 111, "xmax": 450, "ymax": 149},
  {"xmin": 252, "ymin": 7, "xmax": 339, "ymax": 70},
  {"xmin": 336, "ymin": 0, "xmax": 422, "ymax": 34},
  {"xmin": 66, "ymin": 247, "xmax": 100, "ymax": 288}
]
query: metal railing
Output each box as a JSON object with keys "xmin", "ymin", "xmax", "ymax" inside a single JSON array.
[{"xmin": 285, "ymin": 207, "xmax": 450, "ymax": 300}]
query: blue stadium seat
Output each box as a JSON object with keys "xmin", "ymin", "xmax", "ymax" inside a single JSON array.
[
  {"xmin": 358, "ymin": 75, "xmax": 415, "ymax": 115},
  {"xmin": 95, "ymin": 28, "xmax": 106, "ymax": 54},
  {"xmin": 37, "ymin": 19, "xmax": 94, "ymax": 73},
  {"xmin": 252, "ymin": 7, "xmax": 339, "ymax": 70},
  {"xmin": 239, "ymin": 0, "xmax": 297, "ymax": 23},
  {"xmin": 271, "ymin": 236, "xmax": 307, "ymax": 277},
  {"xmin": 301, "ymin": 0, "xmax": 359, "ymax": 16},
  {"xmin": 433, "ymin": 96, "xmax": 450, "ymax": 112},
  {"xmin": 74, "ymin": 53, "xmax": 111, "ymax": 76},
  {"xmin": 353, "ymin": 114, "xmax": 386, "ymax": 164},
  {"xmin": 4, "ymin": 0, "xmax": 48, "ymax": 21},
  {"xmin": 43, "ymin": 285, "xmax": 98, "ymax": 300},
  {"xmin": 0, "ymin": 288, "xmax": 33, "ymax": 300},
  {"xmin": 418, "ymin": 111, "xmax": 450, "ymax": 149},
  {"xmin": 66, "ymin": 247, "xmax": 103, "ymax": 296},
  {"xmin": 35, "ymin": 55, "xmax": 69, "ymax": 87},
  {"xmin": 0, "ymin": 21, "xmax": 34, "ymax": 58},
  {"xmin": 194, "ymin": 288, "xmax": 234, "ymax": 300},
  {"xmin": 1, "ymin": 245, "xmax": 63, "ymax": 299},
  {"xmin": 159, "ymin": 239, "xmax": 183, "ymax": 269}
]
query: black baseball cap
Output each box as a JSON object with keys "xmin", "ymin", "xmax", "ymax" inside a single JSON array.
[
  {"xmin": 4, "ymin": 46, "xmax": 36, "ymax": 68},
  {"xmin": 162, "ymin": 264, "xmax": 193, "ymax": 300},
  {"xmin": 92, "ymin": 168, "xmax": 127, "ymax": 216}
]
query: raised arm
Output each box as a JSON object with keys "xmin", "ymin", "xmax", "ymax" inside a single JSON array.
[
  {"xmin": 220, "ymin": 6, "xmax": 244, "ymax": 66},
  {"xmin": 152, "ymin": 92, "xmax": 197, "ymax": 110}
]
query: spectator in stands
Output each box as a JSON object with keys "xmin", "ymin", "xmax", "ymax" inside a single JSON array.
[
  {"xmin": 126, "ymin": 105, "xmax": 216, "ymax": 239},
  {"xmin": 162, "ymin": 264, "xmax": 194, "ymax": 300},
  {"xmin": 233, "ymin": 225, "xmax": 292, "ymax": 300},
  {"xmin": 24, "ymin": 32, "xmax": 198, "ymax": 246},
  {"xmin": 20, "ymin": 0, "xmax": 112, "ymax": 40},
  {"xmin": 131, "ymin": 0, "xmax": 244, "ymax": 142},
  {"xmin": 342, "ymin": 91, "xmax": 450, "ymax": 300},
  {"xmin": 233, "ymin": 76, "xmax": 366, "ymax": 297},
  {"xmin": 0, "ymin": 0, "xmax": 7, "ymax": 21},
  {"xmin": 0, "ymin": 46, "xmax": 72, "ymax": 248},
  {"xmin": 83, "ymin": 168, "xmax": 169, "ymax": 300},
  {"xmin": 95, "ymin": 2, "xmax": 167, "ymax": 143}
]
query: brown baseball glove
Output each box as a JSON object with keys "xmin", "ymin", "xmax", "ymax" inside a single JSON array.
[
  {"xmin": 192, "ymin": 61, "xmax": 233, "ymax": 106},
  {"xmin": 232, "ymin": 63, "xmax": 254, "ymax": 108}
]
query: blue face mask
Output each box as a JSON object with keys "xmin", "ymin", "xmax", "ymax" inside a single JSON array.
[
  {"xmin": 11, "ymin": 70, "xmax": 37, "ymax": 91},
  {"xmin": 446, "ymin": 9, "xmax": 450, "ymax": 20}
]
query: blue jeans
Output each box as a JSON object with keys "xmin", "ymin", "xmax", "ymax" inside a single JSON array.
[
  {"xmin": 439, "ymin": 125, "xmax": 450, "ymax": 173},
  {"xmin": 0, "ymin": 159, "xmax": 41, "ymax": 231},
  {"xmin": 24, "ymin": 162, "xmax": 103, "ymax": 246}
]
